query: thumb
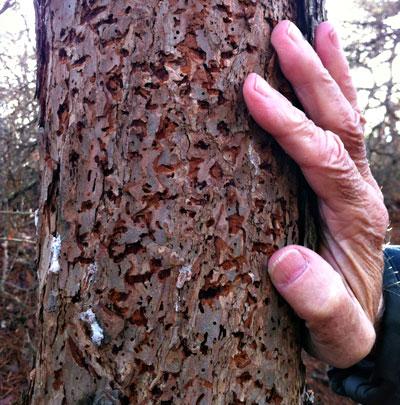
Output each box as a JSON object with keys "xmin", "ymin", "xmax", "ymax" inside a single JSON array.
[{"xmin": 268, "ymin": 246, "xmax": 376, "ymax": 368}]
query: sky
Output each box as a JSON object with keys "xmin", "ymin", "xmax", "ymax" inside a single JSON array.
[
  {"xmin": 0, "ymin": 1, "xmax": 34, "ymax": 34},
  {"xmin": 327, "ymin": 0, "xmax": 357, "ymax": 27}
]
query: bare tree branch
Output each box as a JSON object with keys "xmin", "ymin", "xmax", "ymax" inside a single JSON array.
[
  {"xmin": 0, "ymin": 210, "xmax": 34, "ymax": 216},
  {"xmin": 0, "ymin": 237, "xmax": 36, "ymax": 245},
  {"xmin": 0, "ymin": 0, "xmax": 15, "ymax": 15}
]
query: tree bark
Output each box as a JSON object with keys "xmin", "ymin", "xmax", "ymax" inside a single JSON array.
[{"xmin": 31, "ymin": 0, "xmax": 325, "ymax": 403}]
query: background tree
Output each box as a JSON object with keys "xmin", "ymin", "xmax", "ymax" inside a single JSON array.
[
  {"xmin": 0, "ymin": 1, "xmax": 39, "ymax": 402},
  {"xmin": 345, "ymin": 0, "xmax": 400, "ymax": 242},
  {"xmin": 30, "ymin": 0, "xmax": 324, "ymax": 403}
]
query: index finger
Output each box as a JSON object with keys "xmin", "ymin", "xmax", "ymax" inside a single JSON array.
[{"xmin": 243, "ymin": 73, "xmax": 368, "ymax": 210}]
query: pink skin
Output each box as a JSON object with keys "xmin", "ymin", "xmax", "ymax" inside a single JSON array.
[{"xmin": 243, "ymin": 21, "xmax": 389, "ymax": 368}]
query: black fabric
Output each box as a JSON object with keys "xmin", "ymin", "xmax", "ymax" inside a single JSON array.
[{"xmin": 328, "ymin": 246, "xmax": 400, "ymax": 404}]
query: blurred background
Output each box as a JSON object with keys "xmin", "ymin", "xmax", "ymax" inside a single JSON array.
[{"xmin": 0, "ymin": 0, "xmax": 399, "ymax": 403}]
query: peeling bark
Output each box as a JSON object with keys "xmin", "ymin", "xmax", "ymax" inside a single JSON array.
[{"xmin": 31, "ymin": 1, "xmax": 325, "ymax": 403}]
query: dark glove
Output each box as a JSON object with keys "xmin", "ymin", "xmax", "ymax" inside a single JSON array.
[{"xmin": 328, "ymin": 246, "xmax": 400, "ymax": 404}]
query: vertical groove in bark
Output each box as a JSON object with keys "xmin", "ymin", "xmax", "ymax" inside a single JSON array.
[
  {"xmin": 297, "ymin": 0, "xmax": 327, "ymax": 42},
  {"xmin": 32, "ymin": 1, "xmax": 324, "ymax": 404}
]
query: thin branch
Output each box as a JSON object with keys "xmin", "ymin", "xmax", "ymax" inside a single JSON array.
[
  {"xmin": 0, "ymin": 210, "xmax": 34, "ymax": 216},
  {"xmin": 5, "ymin": 180, "xmax": 38, "ymax": 203},
  {"xmin": 5, "ymin": 280, "xmax": 38, "ymax": 292},
  {"xmin": 0, "ymin": 289, "xmax": 28, "ymax": 308},
  {"xmin": 0, "ymin": 0, "xmax": 15, "ymax": 15},
  {"xmin": 0, "ymin": 237, "xmax": 36, "ymax": 245}
]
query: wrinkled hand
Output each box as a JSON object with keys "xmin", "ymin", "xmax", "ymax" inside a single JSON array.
[{"xmin": 243, "ymin": 21, "xmax": 389, "ymax": 368}]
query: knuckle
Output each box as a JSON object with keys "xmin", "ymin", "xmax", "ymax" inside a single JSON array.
[
  {"xmin": 323, "ymin": 131, "xmax": 348, "ymax": 167},
  {"xmin": 341, "ymin": 110, "xmax": 368, "ymax": 158},
  {"xmin": 368, "ymin": 197, "xmax": 390, "ymax": 237},
  {"xmin": 299, "ymin": 66, "xmax": 333, "ymax": 89},
  {"xmin": 299, "ymin": 117, "xmax": 318, "ymax": 141},
  {"xmin": 340, "ymin": 72, "xmax": 357, "ymax": 99},
  {"xmin": 348, "ymin": 187, "xmax": 389, "ymax": 245},
  {"xmin": 290, "ymin": 109, "xmax": 310, "ymax": 133},
  {"xmin": 341, "ymin": 71, "xmax": 353, "ymax": 89},
  {"xmin": 383, "ymin": 208, "xmax": 390, "ymax": 230},
  {"xmin": 320, "ymin": 132, "xmax": 366, "ymax": 199},
  {"xmin": 288, "ymin": 117, "xmax": 320, "ymax": 164},
  {"xmin": 378, "ymin": 203, "xmax": 390, "ymax": 231},
  {"xmin": 343, "ymin": 108, "xmax": 364, "ymax": 135},
  {"xmin": 319, "ymin": 66, "xmax": 334, "ymax": 85},
  {"xmin": 357, "ymin": 162, "xmax": 375, "ymax": 182},
  {"xmin": 363, "ymin": 188, "xmax": 389, "ymax": 221}
]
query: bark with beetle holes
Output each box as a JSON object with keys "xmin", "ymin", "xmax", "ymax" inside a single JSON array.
[{"xmin": 30, "ymin": 0, "xmax": 324, "ymax": 403}]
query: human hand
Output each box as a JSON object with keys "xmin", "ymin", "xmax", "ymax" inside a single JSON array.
[{"xmin": 243, "ymin": 21, "xmax": 389, "ymax": 368}]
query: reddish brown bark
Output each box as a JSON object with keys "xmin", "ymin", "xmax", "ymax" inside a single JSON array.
[{"xmin": 31, "ymin": 1, "xmax": 324, "ymax": 403}]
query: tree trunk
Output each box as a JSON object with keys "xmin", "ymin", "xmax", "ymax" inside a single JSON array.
[{"xmin": 31, "ymin": 1, "xmax": 325, "ymax": 403}]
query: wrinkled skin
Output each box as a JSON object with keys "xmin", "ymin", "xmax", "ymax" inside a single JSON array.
[{"xmin": 243, "ymin": 21, "xmax": 389, "ymax": 368}]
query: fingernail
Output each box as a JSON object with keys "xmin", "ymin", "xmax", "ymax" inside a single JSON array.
[
  {"xmin": 253, "ymin": 74, "xmax": 272, "ymax": 97},
  {"xmin": 287, "ymin": 22, "xmax": 304, "ymax": 43},
  {"xmin": 329, "ymin": 28, "xmax": 341, "ymax": 49},
  {"xmin": 268, "ymin": 249, "xmax": 308, "ymax": 286}
]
